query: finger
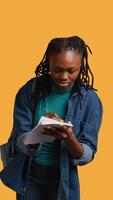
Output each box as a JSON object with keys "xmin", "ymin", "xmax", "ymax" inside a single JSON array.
[
  {"xmin": 41, "ymin": 131, "xmax": 52, "ymax": 136},
  {"xmin": 44, "ymin": 127, "xmax": 59, "ymax": 135},
  {"xmin": 45, "ymin": 112, "xmax": 58, "ymax": 118},
  {"xmin": 60, "ymin": 125, "xmax": 73, "ymax": 132},
  {"xmin": 52, "ymin": 125, "xmax": 69, "ymax": 132},
  {"xmin": 45, "ymin": 113, "xmax": 64, "ymax": 122},
  {"xmin": 44, "ymin": 127, "xmax": 68, "ymax": 139},
  {"xmin": 45, "ymin": 126, "xmax": 66, "ymax": 134}
]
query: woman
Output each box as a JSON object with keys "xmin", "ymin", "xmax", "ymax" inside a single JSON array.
[{"xmin": 0, "ymin": 36, "xmax": 103, "ymax": 200}]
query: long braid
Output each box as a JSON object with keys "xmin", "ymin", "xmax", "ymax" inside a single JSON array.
[{"xmin": 34, "ymin": 36, "xmax": 96, "ymax": 106}]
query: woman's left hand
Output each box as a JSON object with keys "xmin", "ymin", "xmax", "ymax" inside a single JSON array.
[
  {"xmin": 42, "ymin": 125, "xmax": 75, "ymax": 142},
  {"xmin": 42, "ymin": 114, "xmax": 84, "ymax": 158}
]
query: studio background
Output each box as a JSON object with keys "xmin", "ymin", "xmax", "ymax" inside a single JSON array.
[{"xmin": 0, "ymin": 1, "xmax": 112, "ymax": 199}]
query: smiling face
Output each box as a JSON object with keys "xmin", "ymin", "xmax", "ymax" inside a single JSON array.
[{"xmin": 49, "ymin": 49, "xmax": 82, "ymax": 90}]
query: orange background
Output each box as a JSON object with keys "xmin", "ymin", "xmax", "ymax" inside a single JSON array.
[{"xmin": 0, "ymin": 0, "xmax": 112, "ymax": 199}]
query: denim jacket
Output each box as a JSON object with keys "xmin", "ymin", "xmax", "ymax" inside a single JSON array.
[{"xmin": 0, "ymin": 77, "xmax": 103, "ymax": 200}]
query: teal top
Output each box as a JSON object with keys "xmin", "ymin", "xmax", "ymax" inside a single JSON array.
[{"xmin": 33, "ymin": 81, "xmax": 73, "ymax": 166}]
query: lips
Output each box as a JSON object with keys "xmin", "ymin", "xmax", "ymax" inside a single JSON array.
[
  {"xmin": 58, "ymin": 82, "xmax": 71, "ymax": 88},
  {"xmin": 59, "ymin": 82, "xmax": 69, "ymax": 86},
  {"xmin": 59, "ymin": 81, "xmax": 70, "ymax": 84}
]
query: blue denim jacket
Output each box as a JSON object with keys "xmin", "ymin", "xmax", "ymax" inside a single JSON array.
[{"xmin": 0, "ymin": 77, "xmax": 103, "ymax": 200}]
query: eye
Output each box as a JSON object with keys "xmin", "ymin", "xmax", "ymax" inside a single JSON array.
[
  {"xmin": 53, "ymin": 68, "xmax": 62, "ymax": 73},
  {"xmin": 68, "ymin": 69, "xmax": 79, "ymax": 74}
]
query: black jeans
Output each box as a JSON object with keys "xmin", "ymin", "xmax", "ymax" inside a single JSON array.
[{"xmin": 16, "ymin": 160, "xmax": 61, "ymax": 200}]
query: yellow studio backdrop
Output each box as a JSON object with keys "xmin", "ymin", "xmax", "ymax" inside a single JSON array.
[{"xmin": 0, "ymin": 0, "xmax": 112, "ymax": 199}]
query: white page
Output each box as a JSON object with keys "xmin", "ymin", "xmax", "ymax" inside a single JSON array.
[{"xmin": 23, "ymin": 116, "xmax": 73, "ymax": 145}]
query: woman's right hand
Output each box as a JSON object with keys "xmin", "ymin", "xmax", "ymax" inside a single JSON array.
[
  {"xmin": 29, "ymin": 113, "xmax": 63, "ymax": 148},
  {"xmin": 45, "ymin": 112, "xmax": 64, "ymax": 122}
]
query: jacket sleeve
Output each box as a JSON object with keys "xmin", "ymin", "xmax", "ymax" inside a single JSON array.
[
  {"xmin": 70, "ymin": 143, "xmax": 93, "ymax": 166},
  {"xmin": 71, "ymin": 90, "xmax": 103, "ymax": 166},
  {"xmin": 9, "ymin": 78, "xmax": 37, "ymax": 156}
]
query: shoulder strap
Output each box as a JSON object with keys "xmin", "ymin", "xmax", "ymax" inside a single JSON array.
[{"xmin": 31, "ymin": 77, "xmax": 39, "ymax": 126}]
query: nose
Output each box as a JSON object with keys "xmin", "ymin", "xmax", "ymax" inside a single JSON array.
[{"xmin": 60, "ymin": 72, "xmax": 69, "ymax": 81}]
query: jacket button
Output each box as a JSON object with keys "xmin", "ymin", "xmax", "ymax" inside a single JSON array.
[{"xmin": 23, "ymin": 186, "xmax": 26, "ymax": 192}]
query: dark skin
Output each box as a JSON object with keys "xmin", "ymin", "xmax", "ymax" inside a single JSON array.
[{"xmin": 40, "ymin": 50, "xmax": 84, "ymax": 159}]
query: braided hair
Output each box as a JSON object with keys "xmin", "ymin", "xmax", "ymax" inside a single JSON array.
[{"xmin": 34, "ymin": 36, "xmax": 96, "ymax": 105}]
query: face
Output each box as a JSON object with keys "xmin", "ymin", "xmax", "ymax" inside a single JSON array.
[{"xmin": 49, "ymin": 50, "xmax": 82, "ymax": 90}]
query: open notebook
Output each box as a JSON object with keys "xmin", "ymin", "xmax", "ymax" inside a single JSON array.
[{"xmin": 23, "ymin": 116, "xmax": 73, "ymax": 145}]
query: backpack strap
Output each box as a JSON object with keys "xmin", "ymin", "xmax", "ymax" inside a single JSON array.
[{"xmin": 31, "ymin": 77, "xmax": 39, "ymax": 126}]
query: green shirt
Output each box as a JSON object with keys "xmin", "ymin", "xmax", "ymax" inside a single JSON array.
[{"xmin": 33, "ymin": 81, "xmax": 73, "ymax": 166}]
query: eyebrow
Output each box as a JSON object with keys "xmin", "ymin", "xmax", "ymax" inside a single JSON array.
[{"xmin": 54, "ymin": 65, "xmax": 80, "ymax": 70}]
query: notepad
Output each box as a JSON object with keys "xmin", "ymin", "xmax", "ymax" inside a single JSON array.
[{"xmin": 23, "ymin": 116, "xmax": 73, "ymax": 145}]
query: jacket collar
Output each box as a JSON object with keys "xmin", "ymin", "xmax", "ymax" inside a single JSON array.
[{"xmin": 72, "ymin": 86, "xmax": 87, "ymax": 97}]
